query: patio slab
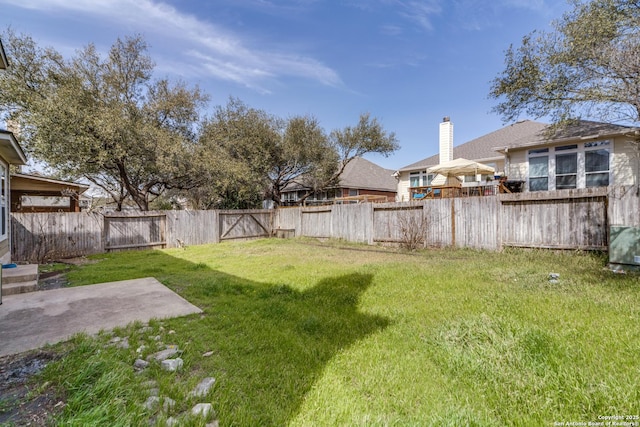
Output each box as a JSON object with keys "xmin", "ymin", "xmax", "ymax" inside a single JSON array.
[{"xmin": 0, "ymin": 277, "xmax": 202, "ymax": 357}]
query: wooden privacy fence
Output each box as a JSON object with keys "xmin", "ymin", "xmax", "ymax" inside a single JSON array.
[
  {"xmin": 274, "ymin": 186, "xmax": 638, "ymax": 251},
  {"xmin": 11, "ymin": 209, "xmax": 272, "ymax": 262},
  {"xmin": 10, "ymin": 186, "xmax": 639, "ymax": 261}
]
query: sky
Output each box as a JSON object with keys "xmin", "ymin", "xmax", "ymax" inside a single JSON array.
[{"xmin": 0, "ymin": 0, "xmax": 571, "ymax": 171}]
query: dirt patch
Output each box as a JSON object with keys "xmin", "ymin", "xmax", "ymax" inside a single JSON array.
[{"xmin": 0, "ymin": 350, "xmax": 64, "ymax": 426}]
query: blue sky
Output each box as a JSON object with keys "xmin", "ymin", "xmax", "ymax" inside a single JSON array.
[{"xmin": 0, "ymin": 0, "xmax": 570, "ymax": 170}]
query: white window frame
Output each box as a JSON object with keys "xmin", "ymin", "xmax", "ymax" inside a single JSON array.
[
  {"xmin": 528, "ymin": 148, "xmax": 549, "ymax": 191},
  {"xmin": 409, "ymin": 170, "xmax": 432, "ymax": 188},
  {"xmin": 527, "ymin": 141, "xmax": 612, "ymax": 191},
  {"xmin": 554, "ymin": 144, "xmax": 578, "ymax": 190}
]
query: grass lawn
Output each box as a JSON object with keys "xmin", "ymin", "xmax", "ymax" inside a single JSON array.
[{"xmin": 35, "ymin": 238, "xmax": 640, "ymax": 426}]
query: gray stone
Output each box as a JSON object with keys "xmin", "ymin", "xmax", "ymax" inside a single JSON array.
[
  {"xmin": 165, "ymin": 416, "xmax": 179, "ymax": 426},
  {"xmin": 202, "ymin": 351, "xmax": 214, "ymax": 357},
  {"xmin": 189, "ymin": 377, "xmax": 215, "ymax": 398},
  {"xmin": 191, "ymin": 403, "xmax": 213, "ymax": 418},
  {"xmin": 134, "ymin": 359, "xmax": 150, "ymax": 371},
  {"xmin": 117, "ymin": 338, "xmax": 130, "ymax": 349},
  {"xmin": 161, "ymin": 358, "xmax": 183, "ymax": 372},
  {"xmin": 163, "ymin": 397, "xmax": 176, "ymax": 412},
  {"xmin": 149, "ymin": 388, "xmax": 159, "ymax": 397},
  {"xmin": 147, "ymin": 347, "xmax": 179, "ymax": 362},
  {"xmin": 206, "ymin": 421, "xmax": 219, "ymax": 427},
  {"xmin": 143, "ymin": 396, "xmax": 160, "ymax": 411},
  {"xmin": 136, "ymin": 345, "xmax": 147, "ymax": 354}
]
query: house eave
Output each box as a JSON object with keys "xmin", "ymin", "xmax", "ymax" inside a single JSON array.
[{"xmin": 0, "ymin": 130, "xmax": 28, "ymax": 165}]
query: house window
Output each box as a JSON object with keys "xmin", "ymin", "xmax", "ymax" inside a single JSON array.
[
  {"xmin": 348, "ymin": 189, "xmax": 358, "ymax": 197},
  {"xmin": 528, "ymin": 149, "xmax": 549, "ymax": 191},
  {"xmin": 409, "ymin": 170, "xmax": 430, "ymax": 187},
  {"xmin": 585, "ymin": 146, "xmax": 610, "ymax": 187},
  {"xmin": 555, "ymin": 151, "xmax": 578, "ymax": 189}
]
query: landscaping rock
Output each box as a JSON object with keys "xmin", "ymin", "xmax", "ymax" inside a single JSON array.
[
  {"xmin": 136, "ymin": 345, "xmax": 147, "ymax": 354},
  {"xmin": 143, "ymin": 396, "xmax": 160, "ymax": 411},
  {"xmin": 191, "ymin": 403, "xmax": 213, "ymax": 418},
  {"xmin": 147, "ymin": 347, "xmax": 179, "ymax": 362},
  {"xmin": 163, "ymin": 397, "xmax": 176, "ymax": 412},
  {"xmin": 189, "ymin": 377, "xmax": 215, "ymax": 398},
  {"xmin": 133, "ymin": 358, "xmax": 149, "ymax": 371},
  {"xmin": 161, "ymin": 358, "xmax": 183, "ymax": 372},
  {"xmin": 165, "ymin": 416, "xmax": 179, "ymax": 426}
]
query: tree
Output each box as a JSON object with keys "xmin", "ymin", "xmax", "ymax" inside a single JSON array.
[
  {"xmin": 295, "ymin": 112, "xmax": 399, "ymax": 205},
  {"xmin": 196, "ymin": 100, "xmax": 399, "ymax": 208},
  {"xmin": 489, "ymin": 0, "xmax": 640, "ymax": 126},
  {"xmin": 0, "ymin": 30, "xmax": 208, "ymax": 210},
  {"xmin": 266, "ymin": 114, "xmax": 336, "ymax": 207}
]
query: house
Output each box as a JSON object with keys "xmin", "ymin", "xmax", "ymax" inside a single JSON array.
[
  {"xmin": 280, "ymin": 156, "xmax": 397, "ymax": 206},
  {"xmin": 0, "ymin": 132, "xmax": 28, "ymax": 264},
  {"xmin": 396, "ymin": 118, "xmax": 546, "ymax": 201},
  {"xmin": 10, "ymin": 173, "xmax": 90, "ymax": 213},
  {"xmin": 397, "ymin": 117, "xmax": 640, "ymax": 199},
  {"xmin": 1, "ymin": 41, "xmax": 30, "ymax": 264},
  {"xmin": 496, "ymin": 120, "xmax": 639, "ymax": 192}
]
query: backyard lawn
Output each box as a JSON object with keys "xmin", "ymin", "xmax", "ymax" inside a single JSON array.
[{"xmin": 28, "ymin": 239, "xmax": 640, "ymax": 425}]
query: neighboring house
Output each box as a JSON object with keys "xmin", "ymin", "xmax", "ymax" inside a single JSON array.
[
  {"xmin": 280, "ymin": 156, "xmax": 397, "ymax": 206},
  {"xmin": 496, "ymin": 120, "xmax": 639, "ymax": 192},
  {"xmin": 1, "ymin": 41, "xmax": 30, "ymax": 264},
  {"xmin": 10, "ymin": 173, "xmax": 90, "ymax": 213},
  {"xmin": 0, "ymin": 132, "xmax": 28, "ymax": 264},
  {"xmin": 396, "ymin": 119, "xmax": 547, "ymax": 201}
]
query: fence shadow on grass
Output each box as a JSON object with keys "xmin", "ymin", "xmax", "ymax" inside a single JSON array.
[{"xmin": 67, "ymin": 249, "xmax": 390, "ymax": 425}]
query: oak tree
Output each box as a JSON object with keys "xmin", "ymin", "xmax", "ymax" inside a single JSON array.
[{"xmin": 0, "ymin": 30, "xmax": 208, "ymax": 210}]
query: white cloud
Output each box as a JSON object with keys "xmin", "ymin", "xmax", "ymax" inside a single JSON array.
[{"xmin": 0, "ymin": 0, "xmax": 342, "ymax": 91}]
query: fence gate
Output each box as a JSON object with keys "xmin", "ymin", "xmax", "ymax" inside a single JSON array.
[
  {"xmin": 219, "ymin": 210, "xmax": 272, "ymax": 241},
  {"xmin": 104, "ymin": 214, "xmax": 167, "ymax": 251}
]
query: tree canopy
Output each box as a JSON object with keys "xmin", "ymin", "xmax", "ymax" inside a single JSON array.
[
  {"xmin": 490, "ymin": 0, "xmax": 640, "ymax": 125},
  {"xmin": 0, "ymin": 30, "xmax": 208, "ymax": 210},
  {"xmin": 195, "ymin": 99, "xmax": 398, "ymax": 208},
  {"xmin": 1, "ymin": 30, "xmax": 399, "ymax": 210}
]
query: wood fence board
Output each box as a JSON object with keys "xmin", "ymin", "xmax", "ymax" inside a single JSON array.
[{"xmin": 10, "ymin": 186, "xmax": 638, "ymax": 261}]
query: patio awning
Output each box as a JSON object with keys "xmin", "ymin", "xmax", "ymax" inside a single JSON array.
[{"xmin": 427, "ymin": 158, "xmax": 495, "ymax": 177}]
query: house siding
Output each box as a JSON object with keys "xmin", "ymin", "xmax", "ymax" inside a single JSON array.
[
  {"xmin": 612, "ymin": 136, "xmax": 638, "ymax": 186},
  {"xmin": 0, "ymin": 237, "xmax": 9, "ymax": 264},
  {"xmin": 397, "ymin": 171, "xmax": 411, "ymax": 202}
]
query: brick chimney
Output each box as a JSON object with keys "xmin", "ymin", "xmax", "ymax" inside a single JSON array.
[{"xmin": 439, "ymin": 116, "xmax": 453, "ymax": 163}]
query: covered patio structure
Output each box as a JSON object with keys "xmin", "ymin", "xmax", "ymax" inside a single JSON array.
[{"xmin": 410, "ymin": 158, "xmax": 505, "ymax": 199}]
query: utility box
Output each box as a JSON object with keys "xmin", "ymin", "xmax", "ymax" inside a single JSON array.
[{"xmin": 609, "ymin": 226, "xmax": 640, "ymax": 271}]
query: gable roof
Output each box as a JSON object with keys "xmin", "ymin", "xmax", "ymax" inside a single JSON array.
[
  {"xmin": 399, "ymin": 120, "xmax": 547, "ymax": 172},
  {"xmin": 0, "ymin": 38, "xmax": 8, "ymax": 70},
  {"xmin": 283, "ymin": 156, "xmax": 397, "ymax": 193},
  {"xmin": 339, "ymin": 156, "xmax": 397, "ymax": 192},
  {"xmin": 500, "ymin": 120, "xmax": 639, "ymax": 151}
]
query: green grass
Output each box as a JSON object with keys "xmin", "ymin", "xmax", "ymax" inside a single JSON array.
[{"xmin": 36, "ymin": 239, "xmax": 640, "ymax": 425}]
